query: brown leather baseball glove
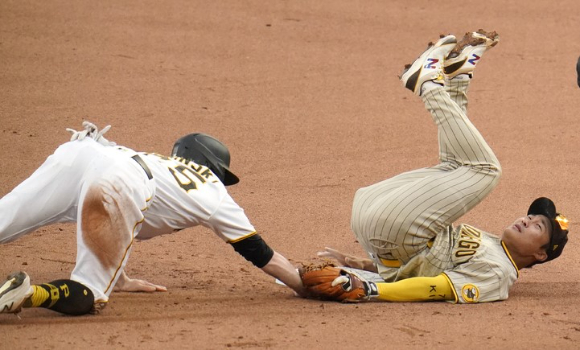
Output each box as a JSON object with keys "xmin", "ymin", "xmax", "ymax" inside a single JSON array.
[{"xmin": 299, "ymin": 263, "xmax": 377, "ymax": 303}]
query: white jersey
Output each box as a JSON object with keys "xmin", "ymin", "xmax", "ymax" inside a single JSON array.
[
  {"xmin": 379, "ymin": 224, "xmax": 519, "ymax": 303},
  {"xmin": 136, "ymin": 152, "xmax": 255, "ymax": 242}
]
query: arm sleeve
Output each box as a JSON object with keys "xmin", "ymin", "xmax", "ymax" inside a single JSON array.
[
  {"xmin": 230, "ymin": 233, "xmax": 274, "ymax": 268},
  {"xmin": 374, "ymin": 274, "xmax": 454, "ymax": 302}
]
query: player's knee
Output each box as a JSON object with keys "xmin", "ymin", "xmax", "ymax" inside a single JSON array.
[
  {"xmin": 488, "ymin": 159, "xmax": 502, "ymax": 181},
  {"xmin": 81, "ymin": 181, "xmax": 132, "ymax": 270}
]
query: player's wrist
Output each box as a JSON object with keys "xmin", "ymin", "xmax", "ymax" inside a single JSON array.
[{"xmin": 363, "ymin": 281, "xmax": 379, "ymax": 300}]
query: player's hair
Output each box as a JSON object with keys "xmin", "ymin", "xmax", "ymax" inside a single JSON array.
[
  {"xmin": 171, "ymin": 133, "xmax": 239, "ymax": 186},
  {"xmin": 526, "ymin": 197, "xmax": 569, "ymax": 268}
]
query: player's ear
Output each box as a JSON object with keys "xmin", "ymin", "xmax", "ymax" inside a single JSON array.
[{"xmin": 533, "ymin": 249, "xmax": 548, "ymax": 262}]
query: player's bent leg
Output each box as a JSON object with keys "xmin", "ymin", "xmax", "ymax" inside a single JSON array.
[
  {"xmin": 23, "ymin": 278, "xmax": 95, "ymax": 315},
  {"xmin": 354, "ymin": 39, "xmax": 500, "ymax": 269},
  {"xmin": 71, "ymin": 167, "xmax": 150, "ymax": 305},
  {"xmin": 401, "ymin": 35, "xmax": 457, "ymax": 96},
  {"xmin": 0, "ymin": 142, "xmax": 92, "ymax": 243},
  {"xmin": 444, "ymin": 30, "xmax": 500, "ymax": 114}
]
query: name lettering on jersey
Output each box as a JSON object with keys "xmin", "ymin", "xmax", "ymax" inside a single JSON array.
[
  {"xmin": 454, "ymin": 225, "xmax": 482, "ymax": 263},
  {"xmin": 152, "ymin": 154, "xmax": 217, "ymax": 193}
]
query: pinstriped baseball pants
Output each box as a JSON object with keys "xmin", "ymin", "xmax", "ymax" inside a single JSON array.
[{"xmin": 350, "ymin": 79, "xmax": 502, "ymax": 267}]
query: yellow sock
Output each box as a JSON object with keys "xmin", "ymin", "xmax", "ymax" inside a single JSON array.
[{"xmin": 23, "ymin": 285, "xmax": 50, "ymax": 308}]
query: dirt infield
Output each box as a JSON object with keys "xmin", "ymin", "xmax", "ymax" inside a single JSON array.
[{"xmin": 1, "ymin": 0, "xmax": 580, "ymax": 349}]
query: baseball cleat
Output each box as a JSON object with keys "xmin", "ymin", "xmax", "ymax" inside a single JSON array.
[
  {"xmin": 444, "ymin": 29, "xmax": 500, "ymax": 79},
  {"xmin": 0, "ymin": 271, "xmax": 33, "ymax": 314},
  {"xmin": 401, "ymin": 34, "xmax": 457, "ymax": 95}
]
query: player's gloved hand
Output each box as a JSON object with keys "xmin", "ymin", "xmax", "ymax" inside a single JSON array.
[
  {"xmin": 66, "ymin": 121, "xmax": 116, "ymax": 146},
  {"xmin": 331, "ymin": 268, "xmax": 379, "ymax": 302},
  {"xmin": 317, "ymin": 247, "xmax": 378, "ymax": 273},
  {"xmin": 299, "ymin": 265, "xmax": 379, "ymax": 302}
]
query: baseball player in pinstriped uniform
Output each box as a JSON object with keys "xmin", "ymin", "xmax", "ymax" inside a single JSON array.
[
  {"xmin": 0, "ymin": 123, "xmax": 305, "ymax": 315},
  {"xmin": 318, "ymin": 30, "xmax": 570, "ymax": 303}
]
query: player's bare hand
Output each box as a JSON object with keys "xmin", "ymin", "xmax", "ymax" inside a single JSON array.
[
  {"xmin": 115, "ymin": 278, "xmax": 167, "ymax": 293},
  {"xmin": 317, "ymin": 247, "xmax": 378, "ymax": 273},
  {"xmin": 114, "ymin": 272, "xmax": 167, "ymax": 293}
]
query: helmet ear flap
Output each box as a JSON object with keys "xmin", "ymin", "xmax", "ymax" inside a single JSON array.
[{"xmin": 171, "ymin": 133, "xmax": 239, "ymax": 186}]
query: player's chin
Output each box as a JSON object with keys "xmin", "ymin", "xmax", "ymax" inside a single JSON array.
[{"xmin": 502, "ymin": 226, "xmax": 517, "ymax": 239}]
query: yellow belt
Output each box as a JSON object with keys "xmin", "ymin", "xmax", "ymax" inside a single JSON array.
[{"xmin": 379, "ymin": 258, "xmax": 401, "ymax": 268}]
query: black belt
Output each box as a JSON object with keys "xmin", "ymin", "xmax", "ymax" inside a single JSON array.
[{"xmin": 131, "ymin": 155, "xmax": 153, "ymax": 180}]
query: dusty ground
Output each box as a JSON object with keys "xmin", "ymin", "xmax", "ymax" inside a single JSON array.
[{"xmin": 1, "ymin": 0, "xmax": 580, "ymax": 349}]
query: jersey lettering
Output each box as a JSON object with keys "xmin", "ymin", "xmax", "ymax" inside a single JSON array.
[
  {"xmin": 454, "ymin": 225, "xmax": 483, "ymax": 263},
  {"xmin": 150, "ymin": 154, "xmax": 216, "ymax": 193}
]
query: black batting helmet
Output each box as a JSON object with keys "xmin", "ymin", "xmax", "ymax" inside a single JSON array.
[{"xmin": 171, "ymin": 133, "xmax": 239, "ymax": 186}]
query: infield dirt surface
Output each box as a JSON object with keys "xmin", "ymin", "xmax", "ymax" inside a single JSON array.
[{"xmin": 1, "ymin": 1, "xmax": 580, "ymax": 349}]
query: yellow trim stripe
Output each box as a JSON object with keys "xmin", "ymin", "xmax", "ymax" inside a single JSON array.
[
  {"xmin": 500, "ymin": 241, "xmax": 520, "ymax": 278},
  {"xmin": 141, "ymin": 195, "xmax": 152, "ymax": 211},
  {"xmin": 228, "ymin": 231, "xmax": 258, "ymax": 244},
  {"xmin": 104, "ymin": 206, "xmax": 148, "ymax": 295},
  {"xmin": 441, "ymin": 273, "xmax": 459, "ymax": 304}
]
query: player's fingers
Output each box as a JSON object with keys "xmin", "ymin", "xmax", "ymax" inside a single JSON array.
[
  {"xmin": 344, "ymin": 257, "xmax": 365, "ymax": 269},
  {"xmin": 317, "ymin": 247, "xmax": 343, "ymax": 258},
  {"xmin": 317, "ymin": 250, "xmax": 343, "ymax": 262},
  {"xmin": 153, "ymin": 284, "xmax": 168, "ymax": 292},
  {"xmin": 139, "ymin": 280, "xmax": 167, "ymax": 293},
  {"xmin": 323, "ymin": 247, "xmax": 341, "ymax": 255}
]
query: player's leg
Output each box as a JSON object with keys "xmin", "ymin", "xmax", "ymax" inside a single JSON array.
[
  {"xmin": 0, "ymin": 271, "xmax": 95, "ymax": 315},
  {"xmin": 352, "ymin": 34, "xmax": 501, "ymax": 272},
  {"xmin": 352, "ymin": 35, "xmax": 457, "ymax": 263},
  {"xmin": 0, "ymin": 140, "xmax": 102, "ymax": 243},
  {"xmin": 70, "ymin": 155, "xmax": 154, "ymax": 308},
  {"xmin": 444, "ymin": 30, "xmax": 499, "ymax": 114}
]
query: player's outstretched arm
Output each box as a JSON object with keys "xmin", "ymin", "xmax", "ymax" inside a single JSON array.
[
  {"xmin": 114, "ymin": 271, "xmax": 167, "ymax": 293},
  {"xmin": 300, "ymin": 266, "xmax": 453, "ymax": 303},
  {"xmin": 372, "ymin": 274, "xmax": 453, "ymax": 302},
  {"xmin": 261, "ymin": 251, "xmax": 307, "ymax": 297},
  {"xmin": 230, "ymin": 233, "xmax": 306, "ymax": 297}
]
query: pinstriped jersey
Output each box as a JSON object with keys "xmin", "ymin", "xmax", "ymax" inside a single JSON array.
[
  {"xmin": 443, "ymin": 224, "xmax": 519, "ymax": 303},
  {"xmin": 378, "ymin": 223, "xmax": 519, "ymax": 304},
  {"xmin": 132, "ymin": 152, "xmax": 256, "ymax": 243}
]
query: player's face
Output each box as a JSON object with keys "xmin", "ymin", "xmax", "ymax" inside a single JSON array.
[{"xmin": 502, "ymin": 214, "xmax": 551, "ymax": 261}]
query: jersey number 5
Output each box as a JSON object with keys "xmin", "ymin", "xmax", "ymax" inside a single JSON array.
[{"xmin": 168, "ymin": 165, "xmax": 208, "ymax": 192}]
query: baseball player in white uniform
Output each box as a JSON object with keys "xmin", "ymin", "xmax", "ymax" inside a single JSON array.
[
  {"xmin": 0, "ymin": 123, "xmax": 305, "ymax": 315},
  {"xmin": 318, "ymin": 30, "xmax": 570, "ymax": 303}
]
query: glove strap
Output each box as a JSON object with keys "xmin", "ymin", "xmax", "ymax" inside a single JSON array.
[{"xmin": 364, "ymin": 281, "xmax": 379, "ymax": 300}]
